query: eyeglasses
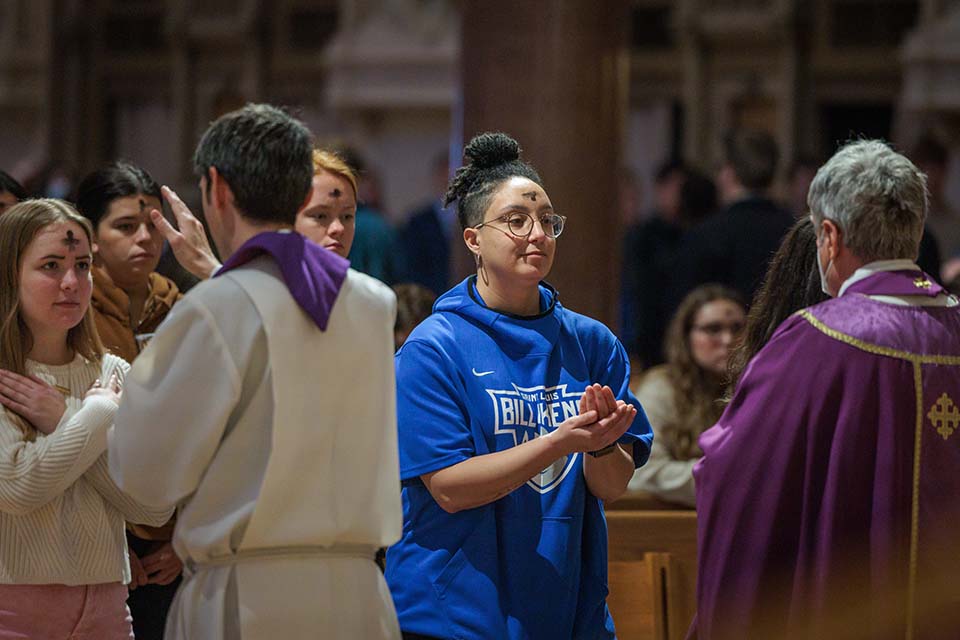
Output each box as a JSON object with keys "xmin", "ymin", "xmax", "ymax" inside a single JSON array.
[
  {"xmin": 474, "ymin": 211, "xmax": 567, "ymax": 239},
  {"xmin": 692, "ymin": 321, "xmax": 745, "ymax": 338}
]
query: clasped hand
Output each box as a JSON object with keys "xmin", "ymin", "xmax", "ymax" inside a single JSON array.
[
  {"xmin": 552, "ymin": 383, "xmax": 636, "ymax": 455},
  {"xmin": 0, "ymin": 371, "xmax": 122, "ymax": 435},
  {"xmin": 129, "ymin": 542, "xmax": 182, "ymax": 590}
]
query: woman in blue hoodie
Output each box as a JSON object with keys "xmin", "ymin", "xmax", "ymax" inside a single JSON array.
[{"xmin": 386, "ymin": 133, "xmax": 653, "ymax": 640}]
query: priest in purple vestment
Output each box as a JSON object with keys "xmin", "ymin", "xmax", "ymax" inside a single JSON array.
[{"xmin": 691, "ymin": 140, "xmax": 960, "ymax": 639}]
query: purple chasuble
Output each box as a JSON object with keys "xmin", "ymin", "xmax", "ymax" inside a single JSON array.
[
  {"xmin": 690, "ymin": 270, "xmax": 960, "ymax": 639},
  {"xmin": 215, "ymin": 230, "xmax": 348, "ymax": 330}
]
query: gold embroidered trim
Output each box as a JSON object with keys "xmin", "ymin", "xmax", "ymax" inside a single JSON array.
[
  {"xmin": 798, "ymin": 310, "xmax": 960, "ymax": 365},
  {"xmin": 906, "ymin": 362, "xmax": 922, "ymax": 640},
  {"xmin": 797, "ymin": 309, "xmax": 960, "ymax": 640}
]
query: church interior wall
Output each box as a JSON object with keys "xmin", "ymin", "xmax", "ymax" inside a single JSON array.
[{"xmin": 0, "ymin": 0, "xmax": 958, "ymax": 229}]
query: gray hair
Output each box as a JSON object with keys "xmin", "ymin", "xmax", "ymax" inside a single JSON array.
[{"xmin": 807, "ymin": 140, "xmax": 927, "ymax": 262}]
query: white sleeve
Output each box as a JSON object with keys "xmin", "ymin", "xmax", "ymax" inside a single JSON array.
[
  {"xmin": 627, "ymin": 370, "xmax": 698, "ymax": 507},
  {"xmin": 0, "ymin": 396, "xmax": 117, "ymax": 515},
  {"xmin": 108, "ymin": 293, "xmax": 242, "ymax": 512},
  {"xmin": 628, "ymin": 439, "xmax": 698, "ymax": 507},
  {"xmin": 85, "ymin": 454, "xmax": 174, "ymax": 525}
]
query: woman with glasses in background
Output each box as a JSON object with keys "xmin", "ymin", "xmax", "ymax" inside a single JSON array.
[
  {"xmin": 628, "ymin": 284, "xmax": 746, "ymax": 507},
  {"xmin": 385, "ymin": 132, "xmax": 653, "ymax": 640}
]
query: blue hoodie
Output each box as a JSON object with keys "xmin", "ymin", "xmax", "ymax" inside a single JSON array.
[{"xmin": 386, "ymin": 277, "xmax": 653, "ymax": 640}]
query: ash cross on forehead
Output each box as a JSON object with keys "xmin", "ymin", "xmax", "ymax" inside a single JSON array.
[
  {"xmin": 63, "ymin": 230, "xmax": 81, "ymax": 250},
  {"xmin": 138, "ymin": 198, "xmax": 148, "ymax": 213},
  {"xmin": 521, "ymin": 191, "xmax": 538, "ymax": 202},
  {"xmin": 329, "ymin": 188, "xmax": 342, "ymax": 198}
]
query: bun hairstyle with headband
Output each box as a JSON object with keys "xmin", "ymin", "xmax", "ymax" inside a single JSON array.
[{"xmin": 444, "ymin": 132, "xmax": 544, "ymax": 231}]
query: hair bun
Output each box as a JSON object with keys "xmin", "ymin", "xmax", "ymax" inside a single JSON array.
[{"xmin": 464, "ymin": 132, "xmax": 521, "ymax": 170}]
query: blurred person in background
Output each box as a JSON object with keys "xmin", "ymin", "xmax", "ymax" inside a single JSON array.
[
  {"xmin": 620, "ymin": 161, "xmax": 688, "ymax": 368},
  {"xmin": 400, "ymin": 152, "xmax": 456, "ymax": 296},
  {"xmin": 74, "ymin": 160, "xmax": 184, "ymax": 640},
  {"xmin": 0, "ymin": 170, "xmax": 26, "ymax": 215},
  {"xmin": 786, "ymin": 156, "xmax": 819, "ymax": 218},
  {"xmin": 669, "ymin": 128, "xmax": 794, "ymax": 310},
  {"xmin": 340, "ymin": 148, "xmax": 405, "ymax": 285},
  {"xmin": 628, "ymin": 285, "xmax": 745, "ymax": 507},
  {"xmin": 912, "ymin": 135, "xmax": 960, "ymax": 285},
  {"xmin": 392, "ymin": 283, "xmax": 435, "ymax": 350}
]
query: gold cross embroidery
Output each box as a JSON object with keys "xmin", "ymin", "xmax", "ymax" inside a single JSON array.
[
  {"xmin": 927, "ymin": 393, "xmax": 960, "ymax": 440},
  {"xmin": 914, "ymin": 278, "xmax": 932, "ymax": 289}
]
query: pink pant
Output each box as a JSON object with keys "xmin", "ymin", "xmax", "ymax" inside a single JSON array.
[{"xmin": 0, "ymin": 583, "xmax": 134, "ymax": 639}]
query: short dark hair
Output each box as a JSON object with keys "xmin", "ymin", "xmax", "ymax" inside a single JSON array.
[
  {"xmin": 74, "ymin": 161, "xmax": 161, "ymax": 228},
  {"xmin": 444, "ymin": 132, "xmax": 544, "ymax": 230},
  {"xmin": 723, "ymin": 129, "xmax": 779, "ymax": 191},
  {"xmin": 0, "ymin": 170, "xmax": 26, "ymax": 201},
  {"xmin": 192, "ymin": 104, "xmax": 313, "ymax": 225}
]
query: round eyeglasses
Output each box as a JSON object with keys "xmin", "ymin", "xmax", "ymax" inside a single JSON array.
[{"xmin": 474, "ymin": 211, "xmax": 567, "ymax": 239}]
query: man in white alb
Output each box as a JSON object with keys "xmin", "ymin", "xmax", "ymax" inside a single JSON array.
[{"xmin": 108, "ymin": 104, "xmax": 402, "ymax": 639}]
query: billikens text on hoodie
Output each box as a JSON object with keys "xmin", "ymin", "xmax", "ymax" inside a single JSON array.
[{"xmin": 386, "ymin": 276, "xmax": 653, "ymax": 640}]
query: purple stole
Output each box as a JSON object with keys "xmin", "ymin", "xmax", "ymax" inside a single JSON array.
[{"xmin": 215, "ymin": 230, "xmax": 348, "ymax": 330}]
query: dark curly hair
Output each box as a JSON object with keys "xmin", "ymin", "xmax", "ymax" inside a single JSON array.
[{"xmin": 444, "ymin": 132, "xmax": 544, "ymax": 231}]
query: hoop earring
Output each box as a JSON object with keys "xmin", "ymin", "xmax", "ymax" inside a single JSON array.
[{"xmin": 476, "ymin": 253, "xmax": 489, "ymax": 286}]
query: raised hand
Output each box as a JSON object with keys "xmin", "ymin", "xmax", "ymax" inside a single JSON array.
[
  {"xmin": 579, "ymin": 383, "xmax": 618, "ymax": 420},
  {"xmin": 150, "ymin": 185, "xmax": 221, "ymax": 280},
  {"xmin": 0, "ymin": 370, "xmax": 67, "ymax": 435}
]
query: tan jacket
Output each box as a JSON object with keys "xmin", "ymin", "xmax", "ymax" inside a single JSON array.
[{"xmin": 91, "ymin": 265, "xmax": 182, "ymax": 539}]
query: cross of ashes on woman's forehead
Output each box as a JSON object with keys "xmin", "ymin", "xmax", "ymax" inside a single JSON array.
[{"xmin": 63, "ymin": 229, "xmax": 80, "ymax": 250}]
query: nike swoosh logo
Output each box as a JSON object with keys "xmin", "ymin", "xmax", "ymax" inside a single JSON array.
[{"xmin": 472, "ymin": 368, "xmax": 495, "ymax": 377}]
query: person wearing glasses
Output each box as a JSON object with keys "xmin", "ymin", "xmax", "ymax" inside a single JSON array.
[
  {"xmin": 385, "ymin": 132, "xmax": 653, "ymax": 640},
  {"xmin": 628, "ymin": 285, "xmax": 746, "ymax": 507}
]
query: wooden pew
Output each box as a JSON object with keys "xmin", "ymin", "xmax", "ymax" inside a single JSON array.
[{"xmin": 605, "ymin": 490, "xmax": 698, "ymax": 640}]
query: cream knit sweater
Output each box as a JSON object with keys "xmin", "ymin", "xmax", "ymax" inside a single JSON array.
[{"xmin": 0, "ymin": 353, "xmax": 172, "ymax": 585}]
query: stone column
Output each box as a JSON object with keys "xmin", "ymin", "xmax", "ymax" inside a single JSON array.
[{"xmin": 459, "ymin": 0, "xmax": 630, "ymax": 327}]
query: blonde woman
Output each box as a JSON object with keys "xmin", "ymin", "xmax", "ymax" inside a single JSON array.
[{"xmin": 0, "ymin": 199, "xmax": 170, "ymax": 638}]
